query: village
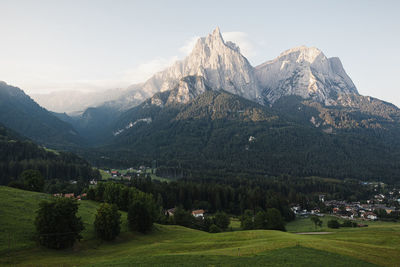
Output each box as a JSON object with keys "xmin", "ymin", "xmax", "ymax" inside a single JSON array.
[{"xmin": 292, "ymin": 183, "xmax": 400, "ymax": 221}]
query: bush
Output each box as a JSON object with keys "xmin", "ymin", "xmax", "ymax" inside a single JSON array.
[
  {"xmin": 341, "ymin": 220, "xmax": 356, "ymax": 227},
  {"xmin": 94, "ymin": 203, "xmax": 121, "ymax": 240},
  {"xmin": 209, "ymin": 224, "xmax": 222, "ymax": 233},
  {"xmin": 35, "ymin": 198, "xmax": 83, "ymax": 249},
  {"xmin": 327, "ymin": 219, "xmax": 340, "ymax": 229},
  {"xmin": 213, "ymin": 211, "xmax": 230, "ymax": 231}
]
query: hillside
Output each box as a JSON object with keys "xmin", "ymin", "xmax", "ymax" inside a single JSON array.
[
  {"xmin": 0, "ymin": 81, "xmax": 83, "ymax": 148},
  {"xmin": 0, "ymin": 123, "xmax": 100, "ymax": 185},
  {"xmin": 84, "ymin": 90, "xmax": 400, "ymax": 182},
  {"xmin": 1, "ymin": 186, "xmax": 399, "ymax": 266}
]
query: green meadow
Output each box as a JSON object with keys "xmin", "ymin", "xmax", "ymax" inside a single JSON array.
[{"xmin": 1, "ymin": 186, "xmax": 399, "ymax": 266}]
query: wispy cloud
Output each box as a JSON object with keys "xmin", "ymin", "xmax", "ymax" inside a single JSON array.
[
  {"xmin": 222, "ymin": 31, "xmax": 256, "ymax": 59},
  {"xmin": 121, "ymin": 56, "xmax": 179, "ymax": 84},
  {"xmin": 179, "ymin": 36, "xmax": 200, "ymax": 55}
]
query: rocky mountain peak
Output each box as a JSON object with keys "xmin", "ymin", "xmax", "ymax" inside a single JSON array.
[
  {"xmin": 278, "ymin": 46, "xmax": 324, "ymax": 64},
  {"xmin": 256, "ymin": 46, "xmax": 358, "ymax": 104},
  {"xmin": 135, "ymin": 27, "xmax": 259, "ymax": 105},
  {"xmin": 93, "ymin": 30, "xmax": 359, "ymax": 113}
]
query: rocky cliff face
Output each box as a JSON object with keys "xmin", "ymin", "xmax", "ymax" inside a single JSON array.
[
  {"xmin": 138, "ymin": 27, "xmax": 259, "ymax": 103},
  {"xmin": 135, "ymin": 30, "xmax": 358, "ymax": 107},
  {"xmin": 74, "ymin": 28, "xmax": 360, "ymax": 116},
  {"xmin": 255, "ymin": 46, "xmax": 358, "ymax": 105}
]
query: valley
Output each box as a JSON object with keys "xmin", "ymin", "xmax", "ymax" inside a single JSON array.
[{"xmin": 0, "ymin": 12, "xmax": 399, "ymax": 266}]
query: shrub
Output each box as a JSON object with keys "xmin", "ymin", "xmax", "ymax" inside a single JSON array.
[
  {"xmin": 209, "ymin": 224, "xmax": 222, "ymax": 233},
  {"xmin": 327, "ymin": 219, "xmax": 340, "ymax": 229}
]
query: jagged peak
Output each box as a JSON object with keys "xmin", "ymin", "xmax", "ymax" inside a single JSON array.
[
  {"xmin": 278, "ymin": 46, "xmax": 324, "ymax": 63},
  {"xmin": 212, "ymin": 26, "xmax": 222, "ymax": 37}
]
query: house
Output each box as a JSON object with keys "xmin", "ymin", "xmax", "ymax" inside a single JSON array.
[
  {"xmin": 76, "ymin": 193, "xmax": 87, "ymax": 200},
  {"xmin": 333, "ymin": 207, "xmax": 339, "ymax": 214},
  {"xmin": 191, "ymin": 209, "xmax": 205, "ymax": 218},
  {"xmin": 362, "ymin": 212, "xmax": 377, "ymax": 220},
  {"xmin": 291, "ymin": 206, "xmax": 301, "ymax": 214},
  {"xmin": 53, "ymin": 193, "xmax": 62, "ymax": 197},
  {"xmin": 165, "ymin": 208, "xmax": 176, "ymax": 217},
  {"xmin": 111, "ymin": 170, "xmax": 120, "ymax": 177},
  {"xmin": 385, "ymin": 207, "xmax": 396, "ymax": 214},
  {"xmin": 64, "ymin": 193, "xmax": 75, "ymax": 198}
]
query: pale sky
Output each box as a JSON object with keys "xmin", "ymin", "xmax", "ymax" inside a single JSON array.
[{"xmin": 0, "ymin": 0, "xmax": 399, "ymax": 106}]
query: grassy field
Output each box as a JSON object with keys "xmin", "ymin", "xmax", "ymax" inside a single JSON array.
[{"xmin": 1, "ymin": 186, "xmax": 400, "ymax": 266}]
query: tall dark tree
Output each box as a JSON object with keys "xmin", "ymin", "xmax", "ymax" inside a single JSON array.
[
  {"xmin": 310, "ymin": 216, "xmax": 323, "ymax": 229},
  {"xmin": 35, "ymin": 197, "xmax": 84, "ymax": 249}
]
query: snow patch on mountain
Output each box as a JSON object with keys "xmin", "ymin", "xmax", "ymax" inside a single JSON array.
[{"xmin": 113, "ymin": 117, "xmax": 152, "ymax": 136}]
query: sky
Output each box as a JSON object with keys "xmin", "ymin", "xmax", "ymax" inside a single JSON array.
[{"xmin": 0, "ymin": 0, "xmax": 399, "ymax": 106}]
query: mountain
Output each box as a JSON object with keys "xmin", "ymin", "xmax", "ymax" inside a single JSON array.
[
  {"xmin": 18, "ymin": 27, "xmax": 400, "ymax": 182},
  {"xmin": 0, "ymin": 81, "xmax": 83, "ymax": 148},
  {"xmin": 255, "ymin": 46, "xmax": 358, "ymax": 105},
  {"xmin": 85, "ymin": 87, "xmax": 400, "ymax": 182},
  {"xmin": 137, "ymin": 27, "xmax": 259, "ymax": 103},
  {"xmin": 0, "ymin": 122, "xmax": 100, "ymax": 185},
  {"xmin": 97, "ymin": 28, "xmax": 358, "ymax": 110}
]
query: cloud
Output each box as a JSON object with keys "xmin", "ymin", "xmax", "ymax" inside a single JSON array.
[
  {"xmin": 222, "ymin": 31, "xmax": 256, "ymax": 59},
  {"xmin": 122, "ymin": 56, "xmax": 179, "ymax": 84},
  {"xmin": 179, "ymin": 36, "xmax": 200, "ymax": 55}
]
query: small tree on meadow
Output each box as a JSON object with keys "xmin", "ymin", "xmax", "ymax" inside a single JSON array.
[
  {"xmin": 213, "ymin": 211, "xmax": 230, "ymax": 231},
  {"xmin": 240, "ymin": 210, "xmax": 254, "ymax": 230},
  {"xmin": 254, "ymin": 211, "xmax": 267, "ymax": 229},
  {"xmin": 128, "ymin": 195, "xmax": 157, "ymax": 233},
  {"xmin": 265, "ymin": 208, "xmax": 286, "ymax": 231},
  {"xmin": 35, "ymin": 197, "xmax": 83, "ymax": 249},
  {"xmin": 94, "ymin": 203, "xmax": 121, "ymax": 240},
  {"xmin": 327, "ymin": 219, "xmax": 340, "ymax": 229},
  {"xmin": 310, "ymin": 216, "xmax": 323, "ymax": 229}
]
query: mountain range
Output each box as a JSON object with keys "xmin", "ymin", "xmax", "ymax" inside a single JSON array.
[{"xmin": 1, "ymin": 27, "xmax": 400, "ymax": 181}]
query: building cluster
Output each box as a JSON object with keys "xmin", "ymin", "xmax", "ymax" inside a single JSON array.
[
  {"xmin": 52, "ymin": 192, "xmax": 87, "ymax": 200},
  {"xmin": 106, "ymin": 166, "xmax": 151, "ymax": 181},
  {"xmin": 292, "ymin": 189, "xmax": 400, "ymax": 221}
]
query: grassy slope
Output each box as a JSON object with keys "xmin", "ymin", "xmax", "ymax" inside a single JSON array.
[{"xmin": 1, "ymin": 186, "xmax": 399, "ymax": 266}]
